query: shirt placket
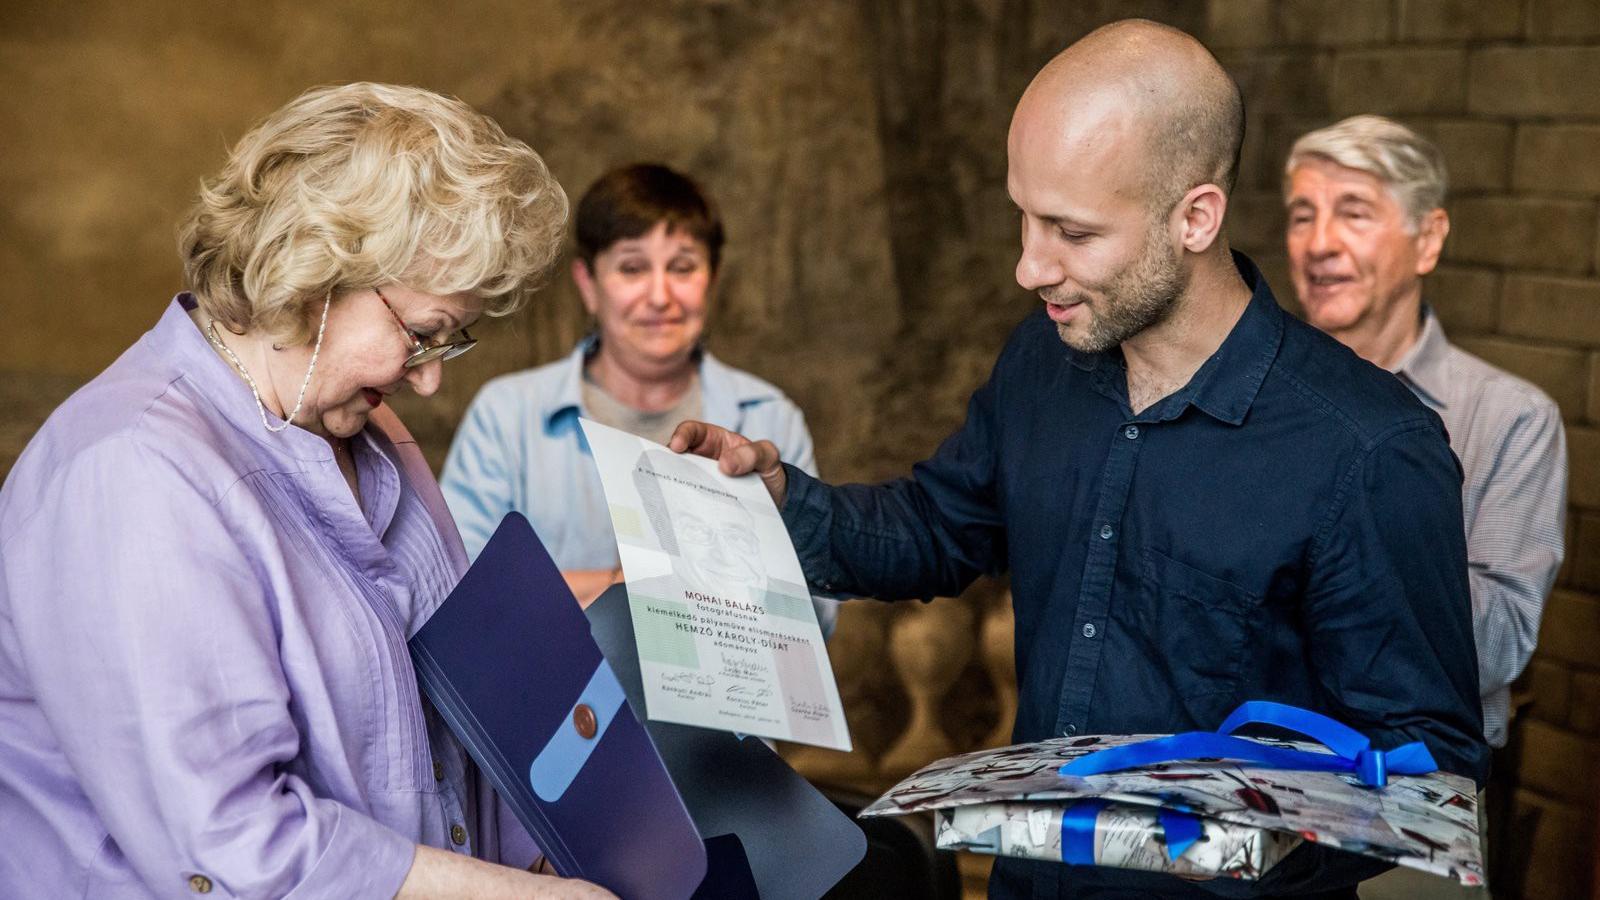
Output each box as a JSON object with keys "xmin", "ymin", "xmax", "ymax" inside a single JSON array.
[
  {"xmin": 323, "ymin": 450, "xmax": 477, "ymax": 858},
  {"xmin": 429, "ymin": 718, "xmax": 475, "ymax": 857},
  {"xmin": 1052, "ymin": 417, "xmax": 1146, "ymax": 737}
]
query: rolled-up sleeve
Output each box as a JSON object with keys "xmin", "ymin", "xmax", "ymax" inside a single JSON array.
[{"xmin": 5, "ymin": 437, "xmax": 414, "ymax": 898}]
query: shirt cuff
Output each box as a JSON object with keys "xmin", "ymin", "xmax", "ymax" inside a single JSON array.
[
  {"xmin": 779, "ymin": 463, "xmax": 841, "ymax": 596},
  {"xmin": 283, "ymin": 803, "xmax": 415, "ymax": 900}
]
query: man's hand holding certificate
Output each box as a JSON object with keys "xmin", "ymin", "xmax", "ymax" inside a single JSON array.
[{"xmin": 580, "ymin": 419, "xmax": 851, "ymax": 751}]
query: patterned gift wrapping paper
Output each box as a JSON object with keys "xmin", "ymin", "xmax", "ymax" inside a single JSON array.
[{"xmin": 863, "ymin": 733, "xmax": 1483, "ymax": 886}]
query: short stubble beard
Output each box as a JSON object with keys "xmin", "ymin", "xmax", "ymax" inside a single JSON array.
[{"xmin": 1052, "ymin": 217, "xmax": 1186, "ymax": 353}]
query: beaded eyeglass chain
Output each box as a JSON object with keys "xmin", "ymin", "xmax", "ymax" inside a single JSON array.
[{"xmin": 205, "ymin": 291, "xmax": 332, "ymax": 434}]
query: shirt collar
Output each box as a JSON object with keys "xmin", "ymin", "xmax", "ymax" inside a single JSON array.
[
  {"xmin": 1389, "ymin": 306, "xmax": 1450, "ymax": 410},
  {"xmin": 539, "ymin": 334, "xmax": 595, "ymax": 426},
  {"xmin": 541, "ymin": 335, "xmax": 775, "ymax": 428},
  {"xmin": 1062, "ymin": 251, "xmax": 1284, "ymax": 426},
  {"xmin": 1186, "ymin": 252, "xmax": 1284, "ymax": 425}
]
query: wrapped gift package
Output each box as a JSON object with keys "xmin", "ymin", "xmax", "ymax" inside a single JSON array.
[{"xmin": 860, "ymin": 703, "xmax": 1485, "ymax": 886}]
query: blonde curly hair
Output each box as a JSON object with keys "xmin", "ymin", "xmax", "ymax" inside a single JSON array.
[{"xmin": 179, "ymin": 82, "xmax": 568, "ymax": 343}]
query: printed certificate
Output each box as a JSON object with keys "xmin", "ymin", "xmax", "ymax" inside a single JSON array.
[{"xmin": 580, "ymin": 419, "xmax": 851, "ymax": 751}]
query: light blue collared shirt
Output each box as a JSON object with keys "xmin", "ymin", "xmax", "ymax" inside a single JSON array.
[{"xmin": 441, "ymin": 339, "xmax": 835, "ymax": 634}]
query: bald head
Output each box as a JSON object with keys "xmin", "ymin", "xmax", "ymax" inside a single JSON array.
[{"xmin": 1013, "ymin": 19, "xmax": 1244, "ymax": 214}]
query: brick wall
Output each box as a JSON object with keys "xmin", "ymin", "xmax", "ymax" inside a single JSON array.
[{"xmin": 1207, "ymin": 1, "xmax": 1598, "ymax": 895}]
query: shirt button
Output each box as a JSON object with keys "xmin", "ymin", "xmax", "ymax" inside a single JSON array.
[
  {"xmin": 450, "ymin": 824, "xmax": 467, "ymax": 846},
  {"xmin": 1081, "ymin": 623, "xmax": 1097, "ymax": 638},
  {"xmin": 1124, "ymin": 425, "xmax": 1139, "ymax": 440},
  {"xmin": 1099, "ymin": 524, "xmax": 1113, "ymax": 540},
  {"xmin": 1063, "ymin": 723, "xmax": 1078, "ymax": 736},
  {"xmin": 433, "ymin": 761, "xmax": 445, "ymax": 782},
  {"xmin": 188, "ymin": 875, "xmax": 213, "ymax": 894}
]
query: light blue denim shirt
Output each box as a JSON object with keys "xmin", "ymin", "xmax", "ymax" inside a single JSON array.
[{"xmin": 441, "ymin": 338, "xmax": 836, "ymax": 634}]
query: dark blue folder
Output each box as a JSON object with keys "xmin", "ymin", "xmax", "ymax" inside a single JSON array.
[{"xmin": 410, "ymin": 513, "xmax": 707, "ymax": 899}]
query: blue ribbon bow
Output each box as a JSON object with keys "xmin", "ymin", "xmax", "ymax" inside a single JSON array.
[{"xmin": 1058, "ymin": 701, "xmax": 1438, "ymax": 789}]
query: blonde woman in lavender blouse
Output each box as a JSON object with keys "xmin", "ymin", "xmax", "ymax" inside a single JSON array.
[{"xmin": 0, "ymin": 84, "xmax": 613, "ymax": 899}]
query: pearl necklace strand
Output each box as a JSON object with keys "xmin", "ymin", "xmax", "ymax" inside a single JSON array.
[{"xmin": 204, "ymin": 292, "xmax": 331, "ymax": 434}]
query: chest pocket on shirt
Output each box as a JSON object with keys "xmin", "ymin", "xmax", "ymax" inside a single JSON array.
[{"xmin": 1137, "ymin": 548, "xmax": 1259, "ymax": 698}]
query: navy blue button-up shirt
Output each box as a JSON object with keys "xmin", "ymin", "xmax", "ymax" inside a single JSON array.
[{"xmin": 783, "ymin": 254, "xmax": 1487, "ymax": 899}]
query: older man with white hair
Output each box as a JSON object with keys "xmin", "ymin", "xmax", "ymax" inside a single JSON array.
[{"xmin": 1284, "ymin": 115, "xmax": 1567, "ymax": 897}]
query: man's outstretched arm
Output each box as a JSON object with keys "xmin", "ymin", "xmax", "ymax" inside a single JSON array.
[{"xmin": 669, "ymin": 343, "xmax": 1018, "ymax": 602}]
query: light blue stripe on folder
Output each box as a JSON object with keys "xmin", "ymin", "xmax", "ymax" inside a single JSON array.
[{"xmin": 528, "ymin": 659, "xmax": 627, "ymax": 802}]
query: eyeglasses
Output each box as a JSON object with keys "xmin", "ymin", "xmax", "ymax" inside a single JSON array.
[{"xmin": 373, "ymin": 288, "xmax": 477, "ymax": 368}]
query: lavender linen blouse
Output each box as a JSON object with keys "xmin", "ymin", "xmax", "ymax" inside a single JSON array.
[{"xmin": 0, "ymin": 297, "xmax": 535, "ymax": 898}]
